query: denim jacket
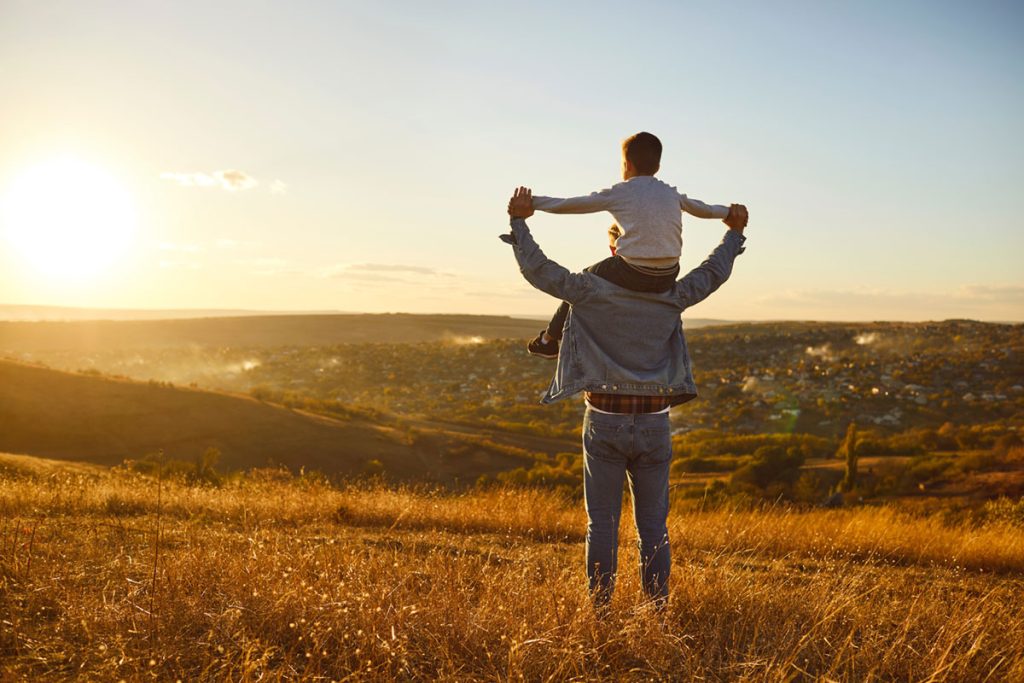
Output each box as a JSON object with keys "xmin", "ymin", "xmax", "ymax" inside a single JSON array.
[{"xmin": 501, "ymin": 218, "xmax": 745, "ymax": 405}]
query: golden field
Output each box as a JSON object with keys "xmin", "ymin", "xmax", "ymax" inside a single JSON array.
[{"xmin": 2, "ymin": 454, "xmax": 1023, "ymax": 681}]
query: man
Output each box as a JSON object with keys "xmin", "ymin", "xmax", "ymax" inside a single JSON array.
[{"xmin": 502, "ymin": 187, "xmax": 747, "ymax": 608}]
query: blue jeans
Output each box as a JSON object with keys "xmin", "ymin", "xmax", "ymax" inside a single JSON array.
[{"xmin": 582, "ymin": 406, "xmax": 672, "ymax": 607}]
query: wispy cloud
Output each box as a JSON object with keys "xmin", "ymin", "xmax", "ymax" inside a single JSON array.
[
  {"xmin": 158, "ymin": 242, "xmax": 203, "ymax": 253},
  {"xmin": 270, "ymin": 179, "xmax": 288, "ymax": 195},
  {"xmin": 159, "ymin": 259, "xmax": 202, "ymax": 270},
  {"xmin": 236, "ymin": 257, "xmax": 296, "ymax": 276},
  {"xmin": 754, "ymin": 284, "xmax": 1024, "ymax": 320},
  {"xmin": 349, "ymin": 263, "xmax": 447, "ymax": 275},
  {"xmin": 320, "ymin": 263, "xmax": 453, "ymax": 280},
  {"xmin": 953, "ymin": 284, "xmax": 1024, "ymax": 302},
  {"xmin": 160, "ymin": 169, "xmax": 258, "ymax": 192},
  {"xmin": 215, "ymin": 238, "xmax": 262, "ymax": 250},
  {"xmin": 464, "ymin": 286, "xmax": 540, "ymax": 299}
]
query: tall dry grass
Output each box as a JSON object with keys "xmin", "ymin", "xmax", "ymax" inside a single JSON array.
[{"xmin": 2, "ymin": 465, "xmax": 1023, "ymax": 680}]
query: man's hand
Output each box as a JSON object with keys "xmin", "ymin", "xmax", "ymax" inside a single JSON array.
[
  {"xmin": 724, "ymin": 203, "xmax": 748, "ymax": 232},
  {"xmin": 508, "ymin": 186, "xmax": 534, "ymax": 218}
]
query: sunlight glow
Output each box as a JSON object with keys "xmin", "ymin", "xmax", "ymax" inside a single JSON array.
[{"xmin": 2, "ymin": 158, "xmax": 136, "ymax": 279}]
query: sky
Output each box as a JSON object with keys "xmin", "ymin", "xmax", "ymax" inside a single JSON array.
[{"xmin": 1, "ymin": 0, "xmax": 1022, "ymax": 321}]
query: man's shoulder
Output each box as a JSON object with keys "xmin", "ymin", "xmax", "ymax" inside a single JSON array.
[{"xmin": 578, "ymin": 277, "xmax": 681, "ymax": 308}]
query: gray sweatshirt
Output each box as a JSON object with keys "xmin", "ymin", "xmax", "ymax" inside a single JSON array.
[{"xmin": 532, "ymin": 175, "xmax": 729, "ymax": 267}]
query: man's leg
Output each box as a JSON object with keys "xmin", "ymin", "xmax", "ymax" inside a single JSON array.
[
  {"xmin": 582, "ymin": 407, "xmax": 630, "ymax": 608},
  {"xmin": 625, "ymin": 411, "xmax": 672, "ymax": 606}
]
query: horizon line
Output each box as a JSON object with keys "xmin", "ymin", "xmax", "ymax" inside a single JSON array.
[{"xmin": 0, "ymin": 303, "xmax": 1019, "ymax": 325}]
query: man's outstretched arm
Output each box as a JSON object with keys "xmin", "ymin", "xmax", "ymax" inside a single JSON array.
[
  {"xmin": 502, "ymin": 187, "xmax": 591, "ymax": 304},
  {"xmin": 674, "ymin": 213, "xmax": 748, "ymax": 310}
]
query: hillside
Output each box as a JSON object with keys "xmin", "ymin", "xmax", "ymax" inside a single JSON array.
[
  {"xmin": 0, "ymin": 304, "xmax": 349, "ymax": 322},
  {"xmin": 0, "ymin": 311, "xmax": 733, "ymax": 352},
  {"xmin": 0, "ymin": 313, "xmax": 547, "ymax": 351},
  {"xmin": 14, "ymin": 319, "xmax": 1016, "ymax": 443},
  {"xmin": 0, "ymin": 360, "xmax": 535, "ymax": 481},
  {"xmin": 2, "ymin": 319, "xmax": 1020, "ymax": 505}
]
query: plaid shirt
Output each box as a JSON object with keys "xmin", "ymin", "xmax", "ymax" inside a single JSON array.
[{"xmin": 584, "ymin": 392, "xmax": 672, "ymax": 414}]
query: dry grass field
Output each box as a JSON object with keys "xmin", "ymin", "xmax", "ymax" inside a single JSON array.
[{"xmin": 2, "ymin": 454, "xmax": 1023, "ymax": 681}]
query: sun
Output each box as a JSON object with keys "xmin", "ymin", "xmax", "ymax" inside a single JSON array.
[{"xmin": 2, "ymin": 158, "xmax": 137, "ymax": 279}]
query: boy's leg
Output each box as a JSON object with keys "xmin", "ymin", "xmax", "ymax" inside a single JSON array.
[
  {"xmin": 625, "ymin": 411, "xmax": 672, "ymax": 606},
  {"xmin": 544, "ymin": 257, "xmax": 618, "ymax": 342},
  {"xmin": 598, "ymin": 257, "xmax": 679, "ymax": 294},
  {"xmin": 536, "ymin": 255, "xmax": 676, "ymax": 349},
  {"xmin": 582, "ymin": 407, "xmax": 630, "ymax": 608},
  {"xmin": 545, "ymin": 301, "xmax": 571, "ymax": 342}
]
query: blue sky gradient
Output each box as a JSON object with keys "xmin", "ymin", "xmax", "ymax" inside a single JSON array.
[{"xmin": 1, "ymin": 0, "xmax": 1021, "ymax": 319}]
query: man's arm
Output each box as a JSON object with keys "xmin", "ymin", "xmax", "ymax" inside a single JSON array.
[
  {"xmin": 531, "ymin": 187, "xmax": 617, "ymax": 214},
  {"xmin": 679, "ymin": 193, "xmax": 731, "ymax": 219},
  {"xmin": 503, "ymin": 187, "xmax": 591, "ymax": 304},
  {"xmin": 674, "ymin": 225, "xmax": 747, "ymax": 310}
]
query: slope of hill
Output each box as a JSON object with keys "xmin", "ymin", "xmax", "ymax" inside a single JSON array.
[
  {"xmin": 0, "ymin": 450, "xmax": 105, "ymax": 477},
  {"xmin": 0, "ymin": 360, "xmax": 533, "ymax": 481},
  {"xmin": 0, "ymin": 312, "xmax": 733, "ymax": 351},
  {"xmin": 0, "ymin": 304, "xmax": 350, "ymax": 322},
  {"xmin": 0, "ymin": 313, "xmax": 546, "ymax": 351}
]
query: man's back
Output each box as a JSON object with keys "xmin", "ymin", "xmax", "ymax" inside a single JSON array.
[{"xmin": 502, "ymin": 217, "xmax": 746, "ymax": 405}]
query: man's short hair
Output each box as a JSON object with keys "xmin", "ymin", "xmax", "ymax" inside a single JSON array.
[{"xmin": 622, "ymin": 132, "xmax": 662, "ymax": 175}]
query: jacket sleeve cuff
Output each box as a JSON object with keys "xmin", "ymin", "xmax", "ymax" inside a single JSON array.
[
  {"xmin": 499, "ymin": 218, "xmax": 529, "ymax": 245},
  {"xmin": 724, "ymin": 229, "xmax": 746, "ymax": 254}
]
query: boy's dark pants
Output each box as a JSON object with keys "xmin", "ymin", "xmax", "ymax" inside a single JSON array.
[{"xmin": 546, "ymin": 256, "xmax": 680, "ymax": 341}]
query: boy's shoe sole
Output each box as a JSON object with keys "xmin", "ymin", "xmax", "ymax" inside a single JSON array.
[{"xmin": 527, "ymin": 331, "xmax": 559, "ymax": 359}]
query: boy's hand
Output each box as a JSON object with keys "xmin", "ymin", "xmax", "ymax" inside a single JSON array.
[
  {"xmin": 507, "ymin": 186, "xmax": 534, "ymax": 218},
  {"xmin": 724, "ymin": 204, "xmax": 748, "ymax": 231}
]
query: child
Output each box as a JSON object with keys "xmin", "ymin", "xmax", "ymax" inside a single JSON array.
[{"xmin": 524, "ymin": 132, "xmax": 745, "ymax": 358}]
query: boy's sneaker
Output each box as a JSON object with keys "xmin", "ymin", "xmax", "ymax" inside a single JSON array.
[{"xmin": 527, "ymin": 331, "xmax": 559, "ymax": 359}]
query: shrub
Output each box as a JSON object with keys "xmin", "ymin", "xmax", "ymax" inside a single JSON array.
[
  {"xmin": 673, "ymin": 431, "xmax": 833, "ymax": 460},
  {"xmin": 672, "ymin": 455, "xmax": 745, "ymax": 474},
  {"xmin": 730, "ymin": 445, "xmax": 806, "ymax": 489}
]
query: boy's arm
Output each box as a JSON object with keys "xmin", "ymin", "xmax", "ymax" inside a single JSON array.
[
  {"xmin": 674, "ymin": 227, "xmax": 746, "ymax": 310},
  {"xmin": 679, "ymin": 193, "xmax": 731, "ymax": 219},
  {"xmin": 499, "ymin": 218, "xmax": 591, "ymax": 305},
  {"xmin": 532, "ymin": 187, "xmax": 617, "ymax": 214}
]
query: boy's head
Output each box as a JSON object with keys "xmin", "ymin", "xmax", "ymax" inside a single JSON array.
[{"xmin": 621, "ymin": 132, "xmax": 661, "ymax": 178}]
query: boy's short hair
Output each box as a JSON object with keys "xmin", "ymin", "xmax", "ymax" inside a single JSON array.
[{"xmin": 622, "ymin": 132, "xmax": 662, "ymax": 175}]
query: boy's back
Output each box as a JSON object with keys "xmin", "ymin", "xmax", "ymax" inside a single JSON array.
[
  {"xmin": 532, "ymin": 175, "xmax": 727, "ymax": 267},
  {"xmin": 531, "ymin": 131, "xmax": 731, "ymax": 268}
]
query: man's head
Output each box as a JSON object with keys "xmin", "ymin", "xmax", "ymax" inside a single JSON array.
[{"xmin": 621, "ymin": 132, "xmax": 662, "ymax": 179}]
